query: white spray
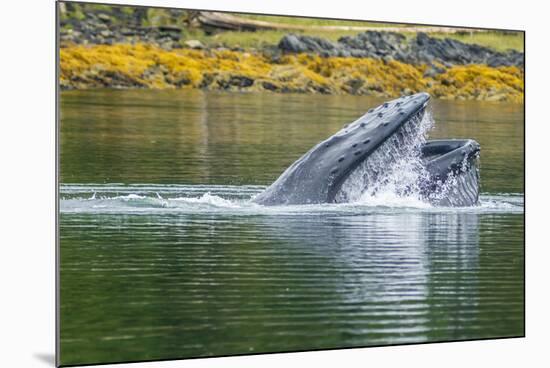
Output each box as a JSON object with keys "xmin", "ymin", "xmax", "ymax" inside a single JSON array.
[{"xmin": 335, "ymin": 110, "xmax": 435, "ymax": 206}]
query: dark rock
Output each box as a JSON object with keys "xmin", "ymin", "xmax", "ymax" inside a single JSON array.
[
  {"xmin": 277, "ymin": 31, "xmax": 523, "ymax": 68},
  {"xmin": 216, "ymin": 75, "xmax": 255, "ymax": 89},
  {"xmin": 174, "ymin": 76, "xmax": 192, "ymax": 87},
  {"xmin": 262, "ymin": 81, "xmax": 278, "ymax": 91},
  {"xmin": 229, "ymin": 75, "xmax": 254, "ymax": 88},
  {"xmin": 199, "ymin": 73, "xmax": 214, "ymax": 88},
  {"xmin": 278, "ymin": 34, "xmax": 306, "ymax": 53},
  {"xmin": 441, "ymin": 78, "xmax": 453, "ymax": 86},
  {"xmin": 344, "ymin": 78, "xmax": 364, "ymax": 94},
  {"xmin": 278, "ymin": 34, "xmax": 341, "ymax": 54},
  {"xmin": 487, "ymin": 50, "xmax": 524, "ymax": 67}
]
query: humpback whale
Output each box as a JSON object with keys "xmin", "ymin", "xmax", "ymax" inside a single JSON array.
[{"xmin": 253, "ymin": 92, "xmax": 480, "ymax": 207}]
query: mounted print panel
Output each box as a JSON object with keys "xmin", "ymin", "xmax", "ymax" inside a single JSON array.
[{"xmin": 57, "ymin": 1, "xmax": 524, "ymax": 366}]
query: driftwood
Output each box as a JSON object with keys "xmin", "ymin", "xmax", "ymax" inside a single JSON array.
[
  {"xmin": 140, "ymin": 25, "xmax": 182, "ymax": 33},
  {"xmin": 197, "ymin": 11, "xmax": 479, "ymax": 34}
]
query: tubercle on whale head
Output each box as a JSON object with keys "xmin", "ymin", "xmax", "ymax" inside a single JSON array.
[{"xmin": 333, "ymin": 93, "xmax": 430, "ymax": 137}]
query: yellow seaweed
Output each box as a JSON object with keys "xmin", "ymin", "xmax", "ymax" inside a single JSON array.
[{"xmin": 59, "ymin": 44, "xmax": 524, "ymax": 103}]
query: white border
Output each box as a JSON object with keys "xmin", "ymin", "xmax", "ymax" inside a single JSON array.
[{"xmin": 2, "ymin": 0, "xmax": 548, "ymax": 367}]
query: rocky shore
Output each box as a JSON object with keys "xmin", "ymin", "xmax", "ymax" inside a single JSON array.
[
  {"xmin": 59, "ymin": 4, "xmax": 524, "ymax": 102},
  {"xmin": 278, "ymin": 32, "xmax": 523, "ymax": 68},
  {"xmin": 60, "ymin": 44, "xmax": 524, "ymax": 102},
  {"xmin": 61, "ymin": 12, "xmax": 524, "ymax": 70}
]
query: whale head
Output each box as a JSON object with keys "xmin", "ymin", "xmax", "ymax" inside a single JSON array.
[{"xmin": 253, "ymin": 92, "xmax": 431, "ymax": 205}]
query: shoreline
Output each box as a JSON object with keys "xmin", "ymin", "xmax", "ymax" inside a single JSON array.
[{"xmin": 60, "ymin": 44, "xmax": 524, "ymax": 103}]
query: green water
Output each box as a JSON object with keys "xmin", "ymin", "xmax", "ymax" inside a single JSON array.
[{"xmin": 59, "ymin": 90, "xmax": 524, "ymax": 366}]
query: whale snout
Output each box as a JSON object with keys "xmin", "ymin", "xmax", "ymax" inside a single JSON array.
[
  {"xmin": 404, "ymin": 92, "xmax": 430, "ymax": 113},
  {"xmin": 415, "ymin": 92, "xmax": 431, "ymax": 102}
]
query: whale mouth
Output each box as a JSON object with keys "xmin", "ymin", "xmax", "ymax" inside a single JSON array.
[
  {"xmin": 253, "ymin": 91, "xmax": 480, "ymax": 207},
  {"xmin": 333, "ymin": 104, "xmax": 432, "ymax": 203},
  {"xmin": 420, "ymin": 139, "xmax": 481, "ymax": 206}
]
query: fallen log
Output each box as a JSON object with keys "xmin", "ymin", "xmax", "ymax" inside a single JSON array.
[{"xmin": 197, "ymin": 11, "xmax": 480, "ymax": 34}]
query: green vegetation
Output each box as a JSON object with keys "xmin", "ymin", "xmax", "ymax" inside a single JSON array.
[
  {"xmin": 237, "ymin": 14, "xmax": 406, "ymax": 28},
  {"xmin": 142, "ymin": 8, "xmax": 187, "ymax": 27}
]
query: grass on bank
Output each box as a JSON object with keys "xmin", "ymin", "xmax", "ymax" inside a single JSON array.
[{"xmin": 237, "ymin": 14, "xmax": 407, "ymax": 28}]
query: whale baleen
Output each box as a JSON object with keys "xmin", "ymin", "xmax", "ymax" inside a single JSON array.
[{"xmin": 420, "ymin": 139, "xmax": 480, "ymax": 206}]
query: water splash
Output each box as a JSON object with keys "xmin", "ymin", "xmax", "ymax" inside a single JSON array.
[
  {"xmin": 424, "ymin": 158, "xmax": 481, "ymax": 207},
  {"xmin": 60, "ymin": 184, "xmax": 523, "ymax": 215},
  {"xmin": 335, "ymin": 110, "xmax": 434, "ymax": 205},
  {"xmin": 171, "ymin": 192, "xmax": 240, "ymax": 208}
]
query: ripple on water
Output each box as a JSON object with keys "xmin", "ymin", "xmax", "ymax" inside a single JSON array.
[
  {"xmin": 59, "ymin": 182, "xmax": 524, "ymax": 363},
  {"xmin": 59, "ymin": 183, "xmax": 524, "ymax": 215}
]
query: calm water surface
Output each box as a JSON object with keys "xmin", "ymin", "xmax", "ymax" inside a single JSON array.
[{"xmin": 59, "ymin": 90, "xmax": 524, "ymax": 366}]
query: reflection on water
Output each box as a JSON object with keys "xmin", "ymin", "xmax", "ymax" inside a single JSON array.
[{"xmin": 59, "ymin": 90, "xmax": 524, "ymax": 366}]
